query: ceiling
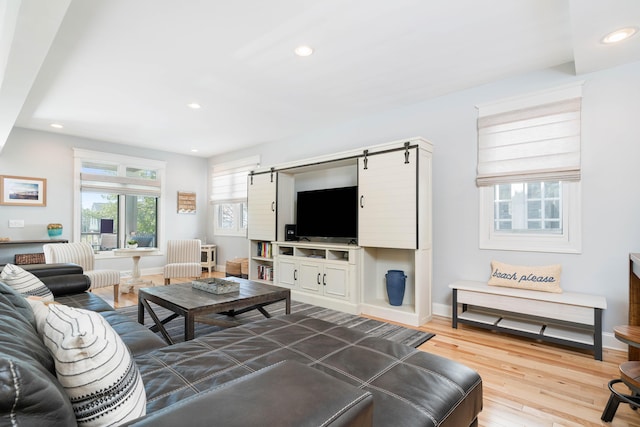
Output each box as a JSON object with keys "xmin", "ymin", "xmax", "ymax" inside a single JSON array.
[{"xmin": 2, "ymin": 0, "xmax": 640, "ymax": 158}]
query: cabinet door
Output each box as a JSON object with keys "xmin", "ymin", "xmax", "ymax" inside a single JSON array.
[
  {"xmin": 298, "ymin": 260, "xmax": 322, "ymax": 293},
  {"xmin": 247, "ymin": 172, "xmax": 276, "ymax": 240},
  {"xmin": 275, "ymin": 258, "xmax": 297, "ymax": 289},
  {"xmin": 323, "ymin": 263, "xmax": 348, "ymax": 298},
  {"xmin": 358, "ymin": 148, "xmax": 417, "ymax": 249}
]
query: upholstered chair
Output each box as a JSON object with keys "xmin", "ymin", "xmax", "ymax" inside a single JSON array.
[
  {"xmin": 163, "ymin": 239, "xmax": 202, "ymax": 285},
  {"xmin": 43, "ymin": 242, "xmax": 121, "ymax": 300}
]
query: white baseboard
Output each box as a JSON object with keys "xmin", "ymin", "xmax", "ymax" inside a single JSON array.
[
  {"xmin": 431, "ymin": 302, "xmax": 626, "ymax": 352},
  {"xmin": 604, "ymin": 333, "xmax": 626, "ymax": 351},
  {"xmin": 433, "ymin": 302, "xmax": 451, "ymax": 317}
]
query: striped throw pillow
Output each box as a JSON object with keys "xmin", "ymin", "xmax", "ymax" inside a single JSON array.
[
  {"xmin": 26, "ymin": 298, "xmax": 50, "ymax": 335},
  {"xmin": 43, "ymin": 304, "xmax": 146, "ymax": 426},
  {"xmin": 1, "ymin": 263, "xmax": 53, "ymax": 301}
]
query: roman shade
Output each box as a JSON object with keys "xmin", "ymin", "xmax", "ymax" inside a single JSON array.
[
  {"xmin": 80, "ymin": 173, "xmax": 161, "ymax": 196},
  {"xmin": 476, "ymin": 84, "xmax": 582, "ymax": 186},
  {"xmin": 75, "ymin": 149, "xmax": 165, "ymax": 197},
  {"xmin": 209, "ymin": 155, "xmax": 259, "ymax": 203}
]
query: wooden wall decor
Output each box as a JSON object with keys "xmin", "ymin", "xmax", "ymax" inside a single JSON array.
[{"xmin": 177, "ymin": 191, "xmax": 196, "ymax": 214}]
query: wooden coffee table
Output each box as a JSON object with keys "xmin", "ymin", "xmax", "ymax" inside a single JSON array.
[{"xmin": 138, "ymin": 278, "xmax": 291, "ymax": 344}]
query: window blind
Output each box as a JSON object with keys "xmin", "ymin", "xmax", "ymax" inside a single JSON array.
[
  {"xmin": 209, "ymin": 156, "xmax": 260, "ymax": 203},
  {"xmin": 476, "ymin": 87, "xmax": 582, "ymax": 187},
  {"xmin": 80, "ymin": 173, "xmax": 161, "ymax": 196}
]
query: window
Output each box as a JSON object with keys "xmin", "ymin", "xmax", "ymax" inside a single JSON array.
[
  {"xmin": 494, "ymin": 182, "xmax": 561, "ymax": 231},
  {"xmin": 74, "ymin": 149, "xmax": 165, "ymax": 252},
  {"xmin": 477, "ymin": 83, "xmax": 583, "ymax": 253},
  {"xmin": 210, "ymin": 156, "xmax": 259, "ymax": 237},
  {"xmin": 214, "ymin": 202, "xmax": 247, "ymax": 235}
]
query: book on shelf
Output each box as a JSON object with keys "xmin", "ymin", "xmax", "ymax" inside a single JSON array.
[
  {"xmin": 257, "ymin": 265, "xmax": 273, "ymax": 281},
  {"xmin": 256, "ymin": 241, "xmax": 272, "ymax": 259}
]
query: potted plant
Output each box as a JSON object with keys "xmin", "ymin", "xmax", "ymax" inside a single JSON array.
[{"xmin": 127, "ymin": 239, "xmax": 138, "ymax": 248}]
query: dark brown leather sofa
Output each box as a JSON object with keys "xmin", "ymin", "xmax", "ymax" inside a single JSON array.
[{"xmin": 0, "ymin": 264, "xmax": 482, "ymax": 426}]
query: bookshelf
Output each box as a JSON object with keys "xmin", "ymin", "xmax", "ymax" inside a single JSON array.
[{"xmin": 250, "ymin": 240, "xmax": 274, "ymax": 283}]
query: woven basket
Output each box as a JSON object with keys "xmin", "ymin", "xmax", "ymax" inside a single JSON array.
[
  {"xmin": 225, "ymin": 258, "xmax": 249, "ymax": 278},
  {"xmin": 241, "ymin": 259, "xmax": 249, "ymax": 277},
  {"xmin": 15, "ymin": 253, "xmax": 45, "ymax": 265},
  {"xmin": 225, "ymin": 260, "xmax": 242, "ymax": 277}
]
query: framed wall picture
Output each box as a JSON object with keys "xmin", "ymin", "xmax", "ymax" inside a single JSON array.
[
  {"xmin": 177, "ymin": 191, "xmax": 196, "ymax": 214},
  {"xmin": 0, "ymin": 175, "xmax": 47, "ymax": 206}
]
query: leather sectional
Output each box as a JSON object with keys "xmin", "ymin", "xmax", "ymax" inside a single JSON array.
[{"xmin": 0, "ymin": 263, "xmax": 482, "ymax": 426}]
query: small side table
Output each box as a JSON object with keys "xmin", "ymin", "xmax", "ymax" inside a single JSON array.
[
  {"xmin": 113, "ymin": 247, "xmax": 160, "ymax": 293},
  {"xmin": 614, "ymin": 325, "xmax": 640, "ymax": 357},
  {"xmin": 201, "ymin": 244, "xmax": 217, "ymax": 273}
]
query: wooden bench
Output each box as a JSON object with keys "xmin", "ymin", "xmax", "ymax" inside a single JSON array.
[{"xmin": 449, "ymin": 280, "xmax": 607, "ymax": 360}]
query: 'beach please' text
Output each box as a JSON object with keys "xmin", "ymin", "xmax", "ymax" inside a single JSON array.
[{"xmin": 492, "ymin": 269, "xmax": 556, "ymax": 283}]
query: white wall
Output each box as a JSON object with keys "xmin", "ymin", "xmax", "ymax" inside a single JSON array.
[
  {"xmin": 211, "ymin": 60, "xmax": 640, "ymax": 334},
  {"xmin": 0, "ymin": 128, "xmax": 209, "ymax": 271},
  {"xmin": 3, "ymin": 60, "xmax": 638, "ymax": 335}
]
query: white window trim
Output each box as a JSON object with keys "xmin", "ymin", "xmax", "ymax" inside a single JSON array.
[
  {"xmin": 477, "ymin": 83, "xmax": 583, "ymax": 254},
  {"xmin": 73, "ymin": 148, "xmax": 166, "ymax": 252},
  {"xmin": 479, "ymin": 181, "xmax": 582, "ymax": 253}
]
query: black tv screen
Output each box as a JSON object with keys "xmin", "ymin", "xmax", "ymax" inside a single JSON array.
[{"xmin": 296, "ymin": 186, "xmax": 358, "ymax": 239}]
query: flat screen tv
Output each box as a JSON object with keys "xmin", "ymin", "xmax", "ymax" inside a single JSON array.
[{"xmin": 296, "ymin": 186, "xmax": 358, "ymax": 240}]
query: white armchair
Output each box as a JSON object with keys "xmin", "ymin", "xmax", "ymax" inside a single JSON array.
[
  {"xmin": 43, "ymin": 242, "xmax": 121, "ymax": 300},
  {"xmin": 163, "ymin": 239, "xmax": 202, "ymax": 285}
]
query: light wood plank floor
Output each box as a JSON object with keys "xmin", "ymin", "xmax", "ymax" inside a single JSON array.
[{"xmin": 93, "ymin": 274, "xmax": 639, "ymax": 427}]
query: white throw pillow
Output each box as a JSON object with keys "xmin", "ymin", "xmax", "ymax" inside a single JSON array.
[
  {"xmin": 1, "ymin": 263, "xmax": 54, "ymax": 301},
  {"xmin": 26, "ymin": 298, "xmax": 50, "ymax": 335},
  {"xmin": 42, "ymin": 304, "xmax": 146, "ymax": 426},
  {"xmin": 488, "ymin": 260, "xmax": 562, "ymax": 293}
]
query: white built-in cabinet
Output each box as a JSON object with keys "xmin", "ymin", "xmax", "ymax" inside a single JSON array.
[
  {"xmin": 246, "ymin": 172, "xmax": 277, "ymax": 241},
  {"xmin": 273, "ymin": 242, "xmax": 360, "ymax": 314},
  {"xmin": 247, "ymin": 170, "xmax": 294, "ymax": 241},
  {"xmin": 246, "ymin": 137, "xmax": 432, "ymax": 326},
  {"xmin": 358, "ymin": 142, "xmax": 432, "ymax": 326},
  {"xmin": 358, "ymin": 146, "xmax": 418, "ymax": 249},
  {"xmin": 247, "ymin": 171, "xmax": 293, "ymax": 284}
]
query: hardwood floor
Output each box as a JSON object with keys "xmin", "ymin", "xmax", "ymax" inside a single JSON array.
[
  {"xmin": 417, "ymin": 318, "xmax": 638, "ymax": 427},
  {"xmin": 93, "ymin": 274, "xmax": 639, "ymax": 427}
]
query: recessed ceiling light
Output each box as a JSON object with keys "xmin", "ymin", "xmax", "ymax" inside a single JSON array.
[
  {"xmin": 50, "ymin": 123, "xmax": 64, "ymax": 129},
  {"xmin": 190, "ymin": 148, "xmax": 199, "ymax": 153},
  {"xmin": 601, "ymin": 27, "xmax": 638, "ymax": 44},
  {"xmin": 294, "ymin": 45, "xmax": 314, "ymax": 57},
  {"xmin": 187, "ymin": 103, "xmax": 201, "ymax": 109}
]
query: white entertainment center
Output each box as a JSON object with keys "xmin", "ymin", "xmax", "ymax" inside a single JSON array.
[{"xmin": 247, "ymin": 137, "xmax": 432, "ymax": 326}]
